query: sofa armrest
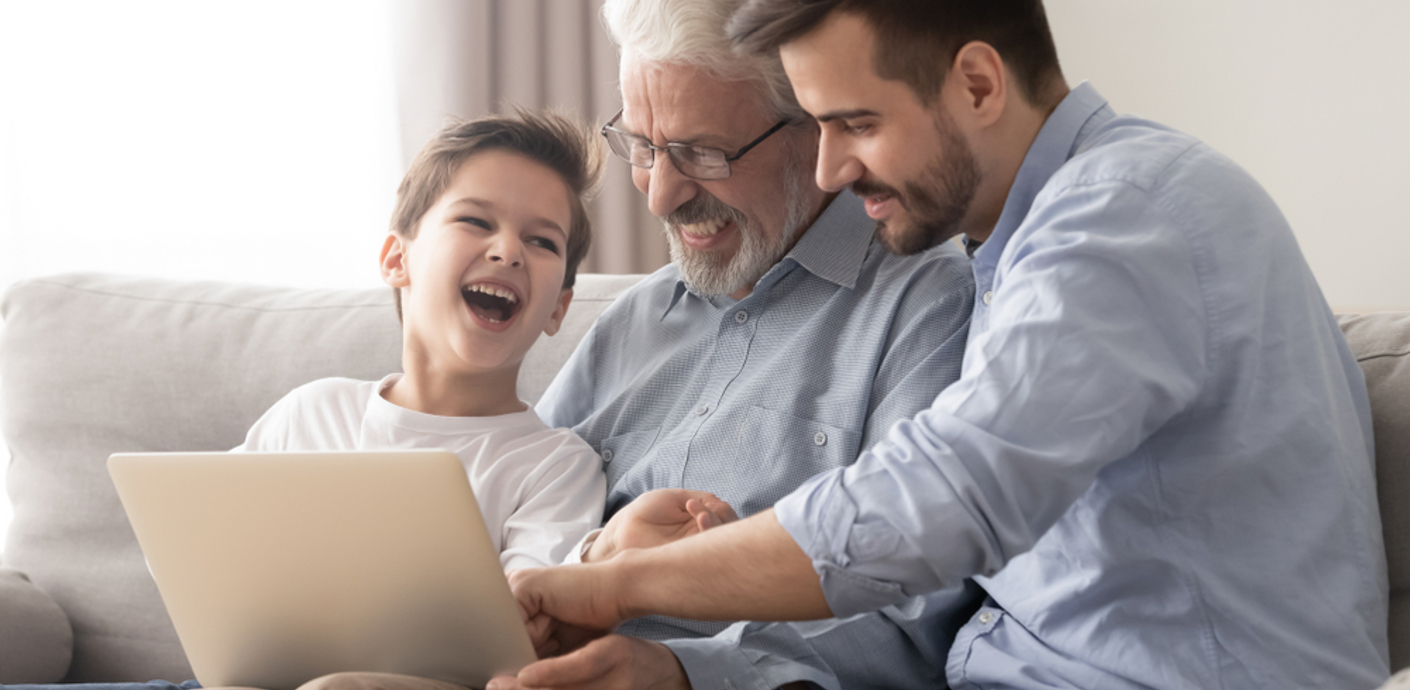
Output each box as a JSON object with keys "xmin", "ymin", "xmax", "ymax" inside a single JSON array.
[{"xmin": 0, "ymin": 566, "xmax": 72, "ymax": 682}]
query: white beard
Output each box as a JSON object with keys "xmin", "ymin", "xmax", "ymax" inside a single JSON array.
[{"xmin": 663, "ymin": 159, "xmax": 814, "ymax": 296}]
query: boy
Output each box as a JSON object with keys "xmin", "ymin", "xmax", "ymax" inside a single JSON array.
[{"xmin": 237, "ymin": 111, "xmax": 607, "ymax": 571}]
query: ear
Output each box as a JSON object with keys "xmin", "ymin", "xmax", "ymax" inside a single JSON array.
[
  {"xmin": 542, "ymin": 288, "xmax": 573, "ymax": 337},
  {"xmin": 947, "ymin": 41, "xmax": 1008, "ymax": 128},
  {"xmin": 380, "ymin": 233, "xmax": 411, "ymax": 288}
]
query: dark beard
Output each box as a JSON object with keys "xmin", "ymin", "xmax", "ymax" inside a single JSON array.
[{"xmin": 854, "ymin": 112, "xmax": 982, "ymax": 256}]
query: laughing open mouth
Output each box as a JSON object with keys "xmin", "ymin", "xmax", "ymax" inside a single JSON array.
[{"xmin": 462, "ymin": 284, "xmax": 520, "ymax": 323}]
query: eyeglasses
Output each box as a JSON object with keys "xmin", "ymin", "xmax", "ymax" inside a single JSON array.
[{"xmin": 600, "ymin": 109, "xmax": 790, "ymax": 180}]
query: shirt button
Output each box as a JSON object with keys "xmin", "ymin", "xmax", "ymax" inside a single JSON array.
[
  {"xmin": 734, "ymin": 310, "xmax": 748, "ymax": 324},
  {"xmin": 982, "ymin": 291, "xmax": 993, "ymax": 305},
  {"xmin": 601, "ymin": 449, "xmax": 614, "ymax": 463},
  {"xmin": 695, "ymin": 404, "xmax": 710, "ymax": 416},
  {"xmin": 978, "ymin": 611, "xmax": 995, "ymax": 624},
  {"xmin": 814, "ymin": 432, "xmax": 827, "ymax": 446}
]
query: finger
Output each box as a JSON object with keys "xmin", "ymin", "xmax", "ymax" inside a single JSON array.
[
  {"xmin": 518, "ymin": 638, "xmax": 620, "ymax": 687},
  {"xmin": 695, "ymin": 508, "xmax": 720, "ymax": 531},
  {"xmin": 525, "ymin": 612, "xmax": 557, "ymax": 652},
  {"xmin": 535, "ymin": 635, "xmax": 560, "ymax": 660},
  {"xmin": 552, "ymin": 621, "xmax": 609, "ymax": 656},
  {"xmin": 703, "ymin": 496, "xmax": 740, "ymax": 523},
  {"xmin": 486, "ymin": 674, "xmax": 525, "ymax": 690}
]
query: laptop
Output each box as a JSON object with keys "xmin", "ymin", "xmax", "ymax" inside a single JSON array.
[{"xmin": 108, "ymin": 450, "xmax": 538, "ymax": 690}]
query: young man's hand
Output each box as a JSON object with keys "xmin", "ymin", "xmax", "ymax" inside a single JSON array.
[{"xmin": 586, "ymin": 489, "xmax": 738, "ymax": 563}]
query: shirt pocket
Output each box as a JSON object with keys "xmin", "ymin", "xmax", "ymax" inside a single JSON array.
[{"xmin": 710, "ymin": 405, "xmax": 860, "ymax": 517}]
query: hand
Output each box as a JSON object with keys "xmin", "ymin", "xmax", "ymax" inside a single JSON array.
[
  {"xmin": 511, "ymin": 564, "xmax": 628, "ymax": 656},
  {"xmin": 587, "ymin": 489, "xmax": 739, "ymax": 563},
  {"xmin": 486, "ymin": 635, "xmax": 690, "ymax": 690}
]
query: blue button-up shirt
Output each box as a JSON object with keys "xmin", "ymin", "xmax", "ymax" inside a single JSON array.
[
  {"xmin": 537, "ymin": 191, "xmax": 978, "ymax": 689},
  {"xmin": 776, "ymin": 83, "xmax": 1390, "ymax": 689}
]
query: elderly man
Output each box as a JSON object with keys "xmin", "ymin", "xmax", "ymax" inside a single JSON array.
[
  {"xmin": 510, "ymin": 1, "xmax": 1390, "ymax": 689},
  {"xmin": 499, "ymin": 0, "xmax": 978, "ymax": 688}
]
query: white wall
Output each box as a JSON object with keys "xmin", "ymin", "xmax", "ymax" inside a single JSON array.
[
  {"xmin": 0, "ymin": 1, "xmax": 402, "ymax": 293},
  {"xmin": 0, "ymin": 0, "xmax": 403, "ymax": 554},
  {"xmin": 1045, "ymin": 1, "xmax": 1410, "ymax": 312}
]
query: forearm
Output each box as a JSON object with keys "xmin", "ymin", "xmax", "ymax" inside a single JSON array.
[{"xmin": 614, "ymin": 509, "xmax": 829, "ymax": 623}]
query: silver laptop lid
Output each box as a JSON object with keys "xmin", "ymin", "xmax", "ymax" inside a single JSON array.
[{"xmin": 109, "ymin": 450, "xmax": 536, "ymax": 690}]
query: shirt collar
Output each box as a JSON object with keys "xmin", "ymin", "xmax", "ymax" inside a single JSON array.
[
  {"xmin": 661, "ymin": 190, "xmax": 872, "ymax": 318},
  {"xmin": 970, "ymin": 81, "xmax": 1114, "ymax": 267}
]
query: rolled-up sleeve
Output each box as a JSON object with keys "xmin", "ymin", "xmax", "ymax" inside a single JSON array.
[
  {"xmin": 778, "ymin": 179, "xmax": 1211, "ymax": 616},
  {"xmin": 665, "ymin": 585, "xmax": 978, "ymax": 690}
]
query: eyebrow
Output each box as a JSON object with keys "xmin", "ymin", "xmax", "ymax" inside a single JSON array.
[
  {"xmin": 617, "ymin": 115, "xmax": 731, "ymax": 148},
  {"xmin": 448, "ymin": 197, "xmax": 567, "ymax": 235},
  {"xmin": 813, "ymin": 108, "xmax": 881, "ymax": 124}
]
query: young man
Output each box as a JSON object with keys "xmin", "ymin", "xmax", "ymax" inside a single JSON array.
[
  {"xmin": 509, "ymin": 2, "xmax": 1391, "ymax": 688},
  {"xmin": 236, "ymin": 112, "xmax": 608, "ymax": 571}
]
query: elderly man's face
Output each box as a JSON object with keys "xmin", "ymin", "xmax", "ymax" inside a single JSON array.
[{"xmin": 619, "ymin": 53, "xmax": 821, "ymax": 297}]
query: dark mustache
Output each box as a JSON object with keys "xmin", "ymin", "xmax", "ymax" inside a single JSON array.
[{"xmin": 849, "ymin": 178, "xmax": 900, "ymax": 200}]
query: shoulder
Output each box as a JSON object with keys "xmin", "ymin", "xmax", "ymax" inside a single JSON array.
[
  {"xmin": 490, "ymin": 412, "xmax": 595, "ymax": 460},
  {"xmin": 485, "ymin": 417, "xmax": 601, "ymax": 481},
  {"xmin": 572, "ymin": 263, "xmax": 688, "ymax": 350},
  {"xmin": 870, "ymin": 240, "xmax": 975, "ymax": 294},
  {"xmin": 264, "ymin": 376, "xmax": 380, "ymax": 426},
  {"xmin": 281, "ymin": 376, "xmax": 377, "ymax": 409},
  {"xmin": 1049, "ymin": 115, "xmax": 1264, "ymax": 212},
  {"xmin": 852, "ymin": 240, "xmax": 976, "ymax": 324}
]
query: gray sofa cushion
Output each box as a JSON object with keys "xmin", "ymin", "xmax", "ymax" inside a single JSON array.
[
  {"xmin": 0, "ymin": 272, "xmax": 641, "ymax": 682},
  {"xmin": 1341, "ymin": 312, "xmax": 1410, "ymax": 672},
  {"xmin": 0, "ymin": 566, "xmax": 72, "ymax": 682}
]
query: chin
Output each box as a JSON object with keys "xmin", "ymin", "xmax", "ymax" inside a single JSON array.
[{"xmin": 876, "ymin": 219, "xmax": 959, "ymax": 257}]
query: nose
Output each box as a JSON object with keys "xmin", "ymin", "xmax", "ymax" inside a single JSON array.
[
  {"xmin": 639, "ymin": 154, "xmax": 700, "ymax": 219},
  {"xmin": 487, "ymin": 231, "xmax": 523, "ymax": 268},
  {"xmin": 815, "ymin": 128, "xmax": 863, "ymax": 193}
]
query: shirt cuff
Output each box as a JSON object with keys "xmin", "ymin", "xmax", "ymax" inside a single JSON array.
[
  {"xmin": 774, "ymin": 468, "xmax": 908, "ymax": 617},
  {"xmin": 561, "ymin": 528, "xmax": 602, "ymax": 565},
  {"xmin": 663, "ymin": 624, "xmax": 839, "ymax": 690}
]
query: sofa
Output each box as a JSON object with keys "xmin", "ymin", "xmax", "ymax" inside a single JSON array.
[{"xmin": 1, "ymin": 272, "xmax": 1407, "ymax": 684}]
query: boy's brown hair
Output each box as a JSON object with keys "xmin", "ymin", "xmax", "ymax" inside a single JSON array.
[{"xmin": 389, "ymin": 110, "xmax": 604, "ymax": 319}]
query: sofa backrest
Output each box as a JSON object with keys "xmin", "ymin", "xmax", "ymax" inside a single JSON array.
[
  {"xmin": 1340, "ymin": 312, "xmax": 1410, "ymax": 672},
  {"xmin": 2, "ymin": 275, "xmax": 1407, "ymax": 681},
  {"xmin": 0, "ymin": 272, "xmax": 643, "ymax": 682}
]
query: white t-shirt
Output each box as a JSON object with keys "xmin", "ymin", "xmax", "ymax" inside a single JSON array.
[{"xmin": 236, "ymin": 374, "xmax": 606, "ymax": 570}]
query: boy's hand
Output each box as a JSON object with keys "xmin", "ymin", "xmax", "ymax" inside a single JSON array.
[
  {"xmin": 585, "ymin": 489, "xmax": 738, "ymax": 563},
  {"xmin": 510, "ymin": 564, "xmax": 626, "ymax": 655}
]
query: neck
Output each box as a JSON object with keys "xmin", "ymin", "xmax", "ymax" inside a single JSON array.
[
  {"xmin": 385, "ymin": 353, "xmax": 525, "ymax": 417},
  {"xmin": 963, "ymin": 85, "xmax": 1069, "ymax": 244}
]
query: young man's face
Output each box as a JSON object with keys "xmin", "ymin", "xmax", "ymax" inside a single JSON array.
[
  {"xmin": 780, "ymin": 11, "xmax": 982, "ymax": 255},
  {"xmin": 618, "ymin": 53, "xmax": 823, "ymax": 297},
  {"xmin": 382, "ymin": 149, "xmax": 574, "ymax": 377}
]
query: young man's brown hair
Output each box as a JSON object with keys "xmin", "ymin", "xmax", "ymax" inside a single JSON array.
[
  {"xmin": 389, "ymin": 110, "xmax": 603, "ymax": 319},
  {"xmin": 728, "ymin": 0, "xmax": 1066, "ymax": 109}
]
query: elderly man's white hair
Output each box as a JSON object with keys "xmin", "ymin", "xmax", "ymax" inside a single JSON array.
[{"xmin": 601, "ymin": 0, "xmax": 805, "ymax": 123}]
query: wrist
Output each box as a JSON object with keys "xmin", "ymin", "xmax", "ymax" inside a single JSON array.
[{"xmin": 606, "ymin": 547, "xmax": 652, "ymax": 621}]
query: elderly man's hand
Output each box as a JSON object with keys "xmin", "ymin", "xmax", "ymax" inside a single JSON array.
[
  {"xmin": 486, "ymin": 635, "xmax": 689, "ymax": 690},
  {"xmin": 586, "ymin": 489, "xmax": 739, "ymax": 563}
]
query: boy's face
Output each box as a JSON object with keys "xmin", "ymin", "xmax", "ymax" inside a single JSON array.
[{"xmin": 381, "ymin": 149, "xmax": 575, "ymax": 377}]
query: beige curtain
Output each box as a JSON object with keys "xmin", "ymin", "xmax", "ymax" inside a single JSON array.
[{"xmin": 392, "ymin": 0, "xmax": 668, "ymax": 276}]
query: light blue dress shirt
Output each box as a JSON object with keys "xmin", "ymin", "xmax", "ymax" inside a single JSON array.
[
  {"xmin": 775, "ymin": 83, "xmax": 1390, "ymax": 689},
  {"xmin": 537, "ymin": 190, "xmax": 979, "ymax": 689}
]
